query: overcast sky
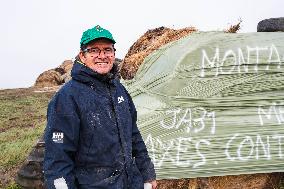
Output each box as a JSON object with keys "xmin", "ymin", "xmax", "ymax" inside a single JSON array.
[{"xmin": 0, "ymin": 0, "xmax": 283, "ymax": 89}]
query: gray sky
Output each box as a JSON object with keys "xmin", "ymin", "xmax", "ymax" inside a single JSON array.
[{"xmin": 0, "ymin": 0, "xmax": 283, "ymax": 89}]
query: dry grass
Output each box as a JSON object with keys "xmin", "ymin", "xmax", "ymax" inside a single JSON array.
[{"xmin": 224, "ymin": 19, "xmax": 242, "ymax": 33}]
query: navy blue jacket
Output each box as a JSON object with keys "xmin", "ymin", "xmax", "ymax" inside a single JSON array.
[{"xmin": 44, "ymin": 62, "xmax": 156, "ymax": 189}]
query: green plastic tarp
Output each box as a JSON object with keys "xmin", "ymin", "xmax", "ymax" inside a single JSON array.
[{"xmin": 123, "ymin": 31, "xmax": 284, "ymax": 179}]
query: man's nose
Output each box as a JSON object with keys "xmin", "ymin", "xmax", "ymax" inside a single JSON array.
[{"xmin": 97, "ymin": 50, "xmax": 106, "ymax": 58}]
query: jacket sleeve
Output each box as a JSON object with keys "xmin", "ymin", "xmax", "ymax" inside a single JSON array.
[
  {"xmin": 43, "ymin": 91, "xmax": 80, "ymax": 189},
  {"xmin": 125, "ymin": 90, "xmax": 156, "ymax": 182}
]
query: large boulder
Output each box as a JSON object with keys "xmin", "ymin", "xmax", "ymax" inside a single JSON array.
[{"xmin": 257, "ymin": 17, "xmax": 284, "ymax": 32}]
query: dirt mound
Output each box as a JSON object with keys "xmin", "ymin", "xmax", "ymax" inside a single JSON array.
[{"xmin": 120, "ymin": 26, "xmax": 197, "ymax": 80}]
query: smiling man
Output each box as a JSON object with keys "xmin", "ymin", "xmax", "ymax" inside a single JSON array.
[{"xmin": 44, "ymin": 25, "xmax": 157, "ymax": 189}]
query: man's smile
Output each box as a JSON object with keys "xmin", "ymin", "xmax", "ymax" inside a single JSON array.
[{"xmin": 95, "ymin": 62, "xmax": 108, "ymax": 65}]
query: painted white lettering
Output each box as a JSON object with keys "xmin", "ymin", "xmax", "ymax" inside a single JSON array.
[
  {"xmin": 207, "ymin": 111, "xmax": 216, "ymax": 134},
  {"xmin": 193, "ymin": 108, "xmax": 206, "ymax": 133},
  {"xmin": 156, "ymin": 139, "xmax": 175, "ymax": 167},
  {"xmin": 201, "ymin": 48, "xmax": 220, "ymax": 77},
  {"xmin": 219, "ymin": 50, "xmax": 237, "ymax": 75},
  {"xmin": 160, "ymin": 109, "xmax": 181, "ymax": 129},
  {"xmin": 193, "ymin": 139, "xmax": 210, "ymax": 168},
  {"xmin": 175, "ymin": 108, "xmax": 192, "ymax": 133},
  {"xmin": 272, "ymin": 135, "xmax": 284, "ymax": 159},
  {"xmin": 176, "ymin": 137, "xmax": 192, "ymax": 166},
  {"xmin": 225, "ymin": 134, "xmax": 239, "ymax": 161},
  {"xmin": 255, "ymin": 135, "xmax": 271, "ymax": 160},
  {"xmin": 267, "ymin": 44, "xmax": 282, "ymax": 70},
  {"xmin": 237, "ymin": 136, "xmax": 254, "ymax": 161},
  {"xmin": 258, "ymin": 103, "xmax": 282, "ymax": 125},
  {"xmin": 237, "ymin": 48, "xmax": 249, "ymax": 73}
]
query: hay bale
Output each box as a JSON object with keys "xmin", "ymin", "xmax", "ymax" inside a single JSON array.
[
  {"xmin": 157, "ymin": 178, "xmax": 198, "ymax": 189},
  {"xmin": 58, "ymin": 60, "xmax": 73, "ymax": 73},
  {"xmin": 34, "ymin": 60, "xmax": 73, "ymax": 88},
  {"xmin": 120, "ymin": 26, "xmax": 197, "ymax": 80},
  {"xmin": 34, "ymin": 69, "xmax": 64, "ymax": 87},
  {"xmin": 206, "ymin": 173, "xmax": 283, "ymax": 189},
  {"xmin": 156, "ymin": 173, "xmax": 283, "ymax": 189},
  {"xmin": 59, "ymin": 60, "xmax": 74, "ymax": 83}
]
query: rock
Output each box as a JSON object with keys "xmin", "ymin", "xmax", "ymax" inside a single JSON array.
[
  {"xmin": 16, "ymin": 136, "xmax": 45, "ymax": 189},
  {"xmin": 257, "ymin": 17, "xmax": 284, "ymax": 32}
]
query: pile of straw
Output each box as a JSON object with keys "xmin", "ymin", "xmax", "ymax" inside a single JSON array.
[{"xmin": 120, "ymin": 26, "xmax": 197, "ymax": 79}]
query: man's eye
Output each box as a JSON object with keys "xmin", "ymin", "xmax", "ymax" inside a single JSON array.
[
  {"xmin": 90, "ymin": 48, "xmax": 100, "ymax": 53},
  {"xmin": 104, "ymin": 48, "xmax": 112, "ymax": 52}
]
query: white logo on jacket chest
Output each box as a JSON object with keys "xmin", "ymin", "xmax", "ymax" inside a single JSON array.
[
  {"xmin": 118, "ymin": 96, "xmax": 125, "ymax": 104},
  {"xmin": 52, "ymin": 132, "xmax": 64, "ymax": 143}
]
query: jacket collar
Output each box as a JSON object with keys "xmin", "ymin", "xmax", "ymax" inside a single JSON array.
[{"xmin": 71, "ymin": 60, "xmax": 118, "ymax": 85}]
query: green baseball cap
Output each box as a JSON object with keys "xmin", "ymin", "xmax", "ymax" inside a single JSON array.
[{"xmin": 80, "ymin": 25, "xmax": 116, "ymax": 46}]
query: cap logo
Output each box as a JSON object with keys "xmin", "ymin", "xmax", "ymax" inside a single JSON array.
[{"xmin": 95, "ymin": 25, "xmax": 103, "ymax": 32}]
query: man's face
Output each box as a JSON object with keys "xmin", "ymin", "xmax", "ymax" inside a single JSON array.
[{"xmin": 79, "ymin": 39, "xmax": 115, "ymax": 75}]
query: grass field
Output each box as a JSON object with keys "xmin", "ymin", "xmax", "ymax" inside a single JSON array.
[{"xmin": 0, "ymin": 88, "xmax": 54, "ymax": 189}]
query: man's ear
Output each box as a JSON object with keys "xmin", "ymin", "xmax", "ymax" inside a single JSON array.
[{"xmin": 79, "ymin": 51, "xmax": 86, "ymax": 63}]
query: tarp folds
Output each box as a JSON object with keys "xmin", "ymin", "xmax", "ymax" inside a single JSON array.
[{"xmin": 123, "ymin": 32, "xmax": 284, "ymax": 179}]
